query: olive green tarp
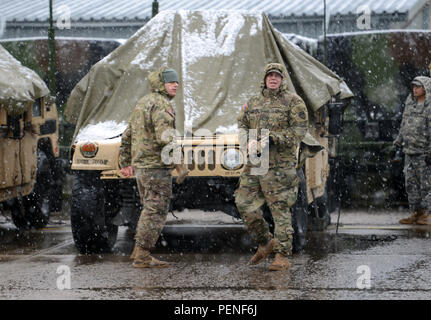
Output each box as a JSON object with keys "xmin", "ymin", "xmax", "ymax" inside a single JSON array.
[
  {"xmin": 0, "ymin": 44, "xmax": 49, "ymax": 115},
  {"xmin": 65, "ymin": 10, "xmax": 353, "ymax": 143}
]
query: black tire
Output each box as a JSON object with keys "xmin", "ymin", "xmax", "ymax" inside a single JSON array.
[
  {"xmin": 71, "ymin": 171, "xmax": 119, "ymax": 254},
  {"xmin": 10, "ymin": 150, "xmax": 52, "ymax": 229}
]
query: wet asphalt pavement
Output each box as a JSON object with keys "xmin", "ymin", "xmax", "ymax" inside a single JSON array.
[{"xmin": 0, "ymin": 208, "xmax": 430, "ymax": 301}]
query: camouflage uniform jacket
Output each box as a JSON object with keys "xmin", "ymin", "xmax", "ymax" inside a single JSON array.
[
  {"xmin": 394, "ymin": 76, "xmax": 431, "ymax": 155},
  {"xmin": 238, "ymin": 63, "xmax": 309, "ymax": 168},
  {"xmin": 119, "ymin": 67, "xmax": 179, "ymax": 169}
]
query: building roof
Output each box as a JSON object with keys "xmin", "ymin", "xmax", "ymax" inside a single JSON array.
[{"xmin": 1, "ymin": 0, "xmax": 426, "ymax": 23}]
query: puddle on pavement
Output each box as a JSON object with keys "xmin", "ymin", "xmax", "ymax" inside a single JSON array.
[
  {"xmin": 1, "ymin": 231, "xmax": 54, "ymax": 254},
  {"xmin": 1, "ymin": 219, "xmax": 430, "ymax": 265},
  {"xmin": 304, "ymin": 227, "xmax": 431, "ymax": 260},
  {"xmin": 148, "ymin": 225, "xmax": 431, "ymax": 263}
]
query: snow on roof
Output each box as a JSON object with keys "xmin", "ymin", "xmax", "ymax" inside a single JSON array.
[
  {"xmin": 0, "ymin": 0, "xmax": 425, "ymax": 23},
  {"xmin": 0, "ymin": 36, "xmax": 126, "ymax": 45},
  {"xmin": 322, "ymin": 29, "xmax": 431, "ymax": 39}
]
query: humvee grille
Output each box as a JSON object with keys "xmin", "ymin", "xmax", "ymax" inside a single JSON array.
[{"xmin": 184, "ymin": 148, "xmax": 216, "ymax": 171}]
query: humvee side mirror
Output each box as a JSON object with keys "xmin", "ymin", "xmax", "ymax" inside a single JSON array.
[
  {"xmin": 45, "ymin": 96, "xmax": 56, "ymax": 112},
  {"xmin": 327, "ymin": 102, "xmax": 347, "ymax": 136}
]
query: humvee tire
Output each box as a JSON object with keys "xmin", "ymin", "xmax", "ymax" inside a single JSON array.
[
  {"xmin": 71, "ymin": 171, "xmax": 119, "ymax": 254},
  {"xmin": 9, "ymin": 149, "xmax": 52, "ymax": 229}
]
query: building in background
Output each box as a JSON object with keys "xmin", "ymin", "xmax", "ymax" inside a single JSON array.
[{"xmin": 0, "ymin": 0, "xmax": 430, "ymax": 40}]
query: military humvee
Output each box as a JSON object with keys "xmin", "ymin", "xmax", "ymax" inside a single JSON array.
[
  {"xmin": 0, "ymin": 44, "xmax": 62, "ymax": 229},
  {"xmin": 65, "ymin": 11, "xmax": 353, "ymax": 254}
]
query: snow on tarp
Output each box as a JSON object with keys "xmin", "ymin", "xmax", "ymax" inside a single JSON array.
[
  {"xmin": 0, "ymin": 44, "xmax": 49, "ymax": 115},
  {"xmin": 65, "ymin": 10, "xmax": 353, "ymax": 143}
]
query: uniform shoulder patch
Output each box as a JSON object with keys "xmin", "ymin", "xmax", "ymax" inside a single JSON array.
[{"xmin": 242, "ymin": 103, "xmax": 248, "ymax": 112}]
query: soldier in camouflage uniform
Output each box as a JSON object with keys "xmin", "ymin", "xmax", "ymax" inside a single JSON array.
[
  {"xmin": 235, "ymin": 63, "xmax": 308, "ymax": 271},
  {"xmin": 119, "ymin": 66, "xmax": 188, "ymax": 268},
  {"xmin": 394, "ymin": 76, "xmax": 431, "ymax": 225}
]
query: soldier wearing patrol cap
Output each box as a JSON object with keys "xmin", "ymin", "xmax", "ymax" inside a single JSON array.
[
  {"xmin": 394, "ymin": 76, "xmax": 431, "ymax": 225},
  {"xmin": 119, "ymin": 66, "xmax": 188, "ymax": 268},
  {"xmin": 235, "ymin": 63, "xmax": 309, "ymax": 271}
]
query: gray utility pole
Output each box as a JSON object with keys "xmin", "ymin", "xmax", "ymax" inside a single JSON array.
[
  {"xmin": 323, "ymin": 0, "xmax": 327, "ymax": 65},
  {"xmin": 152, "ymin": 0, "xmax": 159, "ymax": 18},
  {"xmin": 48, "ymin": 0, "xmax": 56, "ymax": 95}
]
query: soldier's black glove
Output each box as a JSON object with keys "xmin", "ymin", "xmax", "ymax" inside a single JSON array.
[
  {"xmin": 268, "ymin": 136, "xmax": 275, "ymax": 146},
  {"xmin": 425, "ymin": 153, "xmax": 431, "ymax": 166}
]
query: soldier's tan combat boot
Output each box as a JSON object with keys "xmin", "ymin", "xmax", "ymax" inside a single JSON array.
[
  {"xmin": 399, "ymin": 210, "xmax": 422, "ymax": 224},
  {"xmin": 416, "ymin": 211, "xmax": 431, "ymax": 225},
  {"xmin": 268, "ymin": 253, "xmax": 291, "ymax": 271},
  {"xmin": 132, "ymin": 246, "xmax": 169, "ymax": 269},
  {"xmin": 248, "ymin": 238, "xmax": 276, "ymax": 265}
]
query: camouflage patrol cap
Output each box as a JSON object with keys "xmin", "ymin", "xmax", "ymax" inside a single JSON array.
[
  {"xmin": 261, "ymin": 63, "xmax": 288, "ymax": 93},
  {"xmin": 265, "ymin": 64, "xmax": 284, "ymax": 78},
  {"xmin": 411, "ymin": 79, "xmax": 423, "ymax": 87},
  {"xmin": 162, "ymin": 68, "xmax": 179, "ymax": 83}
]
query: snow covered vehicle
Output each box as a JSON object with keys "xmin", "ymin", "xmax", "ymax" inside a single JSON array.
[
  {"xmin": 0, "ymin": 36, "xmax": 124, "ymax": 157},
  {"xmin": 65, "ymin": 11, "xmax": 353, "ymax": 254},
  {"xmin": 0, "ymin": 44, "xmax": 62, "ymax": 229}
]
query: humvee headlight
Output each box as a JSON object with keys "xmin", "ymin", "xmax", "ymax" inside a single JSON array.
[
  {"xmin": 221, "ymin": 148, "xmax": 243, "ymax": 170},
  {"xmin": 80, "ymin": 142, "xmax": 99, "ymax": 158}
]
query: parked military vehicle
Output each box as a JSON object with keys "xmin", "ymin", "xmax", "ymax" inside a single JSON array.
[
  {"xmin": 65, "ymin": 11, "xmax": 353, "ymax": 254},
  {"xmin": 317, "ymin": 30, "xmax": 431, "ymax": 208},
  {"xmin": 0, "ymin": 37, "xmax": 124, "ymax": 158},
  {"xmin": 0, "ymin": 44, "xmax": 62, "ymax": 229}
]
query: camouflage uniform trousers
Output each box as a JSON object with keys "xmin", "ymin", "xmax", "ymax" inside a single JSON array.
[
  {"xmin": 134, "ymin": 168, "xmax": 172, "ymax": 250},
  {"xmin": 404, "ymin": 154, "xmax": 431, "ymax": 212},
  {"xmin": 234, "ymin": 165, "xmax": 299, "ymax": 256}
]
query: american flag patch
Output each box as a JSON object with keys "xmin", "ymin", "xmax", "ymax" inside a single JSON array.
[{"xmin": 167, "ymin": 107, "xmax": 175, "ymax": 117}]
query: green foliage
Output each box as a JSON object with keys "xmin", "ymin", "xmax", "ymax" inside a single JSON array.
[
  {"xmin": 1, "ymin": 41, "xmax": 46, "ymax": 81},
  {"xmin": 351, "ymin": 34, "xmax": 399, "ymax": 112}
]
